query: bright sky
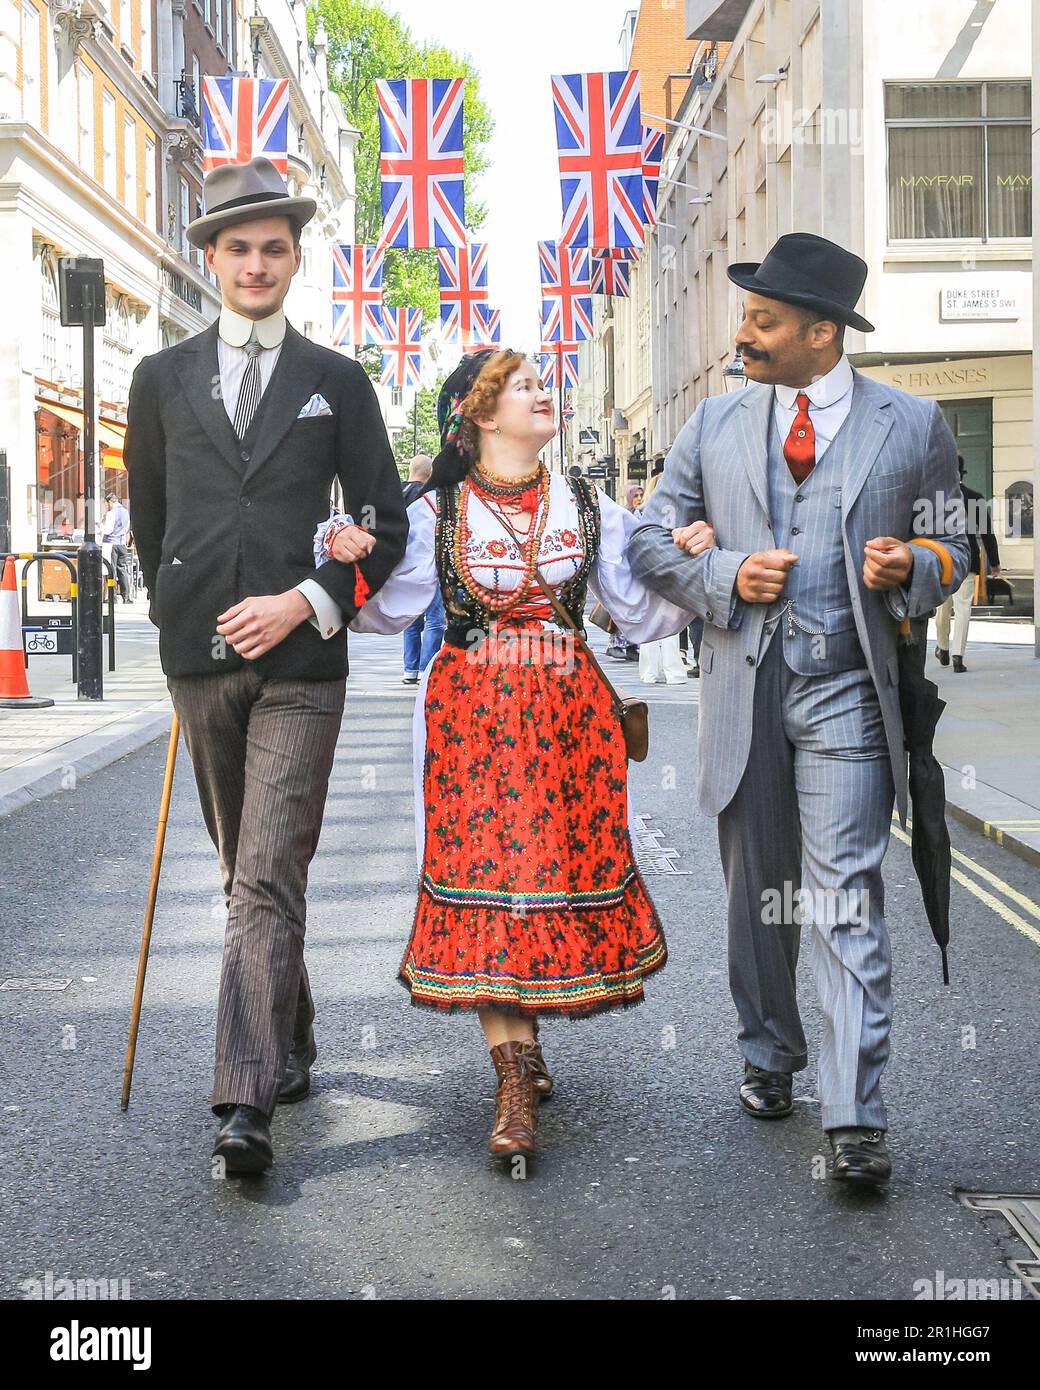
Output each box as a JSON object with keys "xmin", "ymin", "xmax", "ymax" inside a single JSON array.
[{"xmin": 384, "ymin": 0, "xmax": 637, "ymax": 353}]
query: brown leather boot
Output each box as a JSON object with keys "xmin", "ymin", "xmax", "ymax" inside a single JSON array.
[
  {"xmin": 519, "ymin": 1027, "xmax": 554, "ymax": 1100},
  {"xmin": 488, "ymin": 1041, "xmax": 538, "ymax": 1159}
]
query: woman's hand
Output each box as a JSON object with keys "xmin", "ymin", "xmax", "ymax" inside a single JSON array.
[
  {"xmin": 331, "ymin": 523, "xmax": 377, "ymax": 564},
  {"xmin": 671, "ymin": 520, "xmax": 716, "ymax": 558}
]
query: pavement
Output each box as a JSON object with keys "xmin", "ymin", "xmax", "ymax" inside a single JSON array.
[
  {"xmin": 2, "ymin": 599, "xmax": 1037, "ymax": 869},
  {"xmin": 1, "ymin": 626, "xmax": 1038, "ymax": 1302}
]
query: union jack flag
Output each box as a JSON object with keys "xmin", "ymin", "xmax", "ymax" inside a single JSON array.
[
  {"xmin": 438, "ymin": 244, "xmax": 489, "ymax": 344},
  {"xmin": 380, "ymin": 307, "xmax": 424, "ymax": 389},
  {"xmin": 201, "ymin": 77, "xmax": 290, "ymax": 175},
  {"xmin": 468, "ymin": 301, "xmax": 502, "ymax": 349},
  {"xmin": 331, "ymin": 244, "xmax": 386, "ymax": 348},
  {"xmin": 552, "ymin": 70, "xmax": 645, "ymax": 250},
  {"xmin": 562, "ymin": 397, "xmax": 575, "ymax": 426},
  {"xmin": 591, "ymin": 255, "xmax": 631, "ymax": 298},
  {"xmin": 592, "ymin": 247, "xmax": 639, "ymax": 259},
  {"xmin": 376, "ymin": 78, "xmax": 466, "ymax": 250},
  {"xmin": 539, "ymin": 341, "xmax": 580, "ymax": 391},
  {"xmin": 538, "ymin": 240, "xmax": 593, "ymax": 343},
  {"xmin": 642, "ymin": 126, "xmax": 665, "ymax": 225}
]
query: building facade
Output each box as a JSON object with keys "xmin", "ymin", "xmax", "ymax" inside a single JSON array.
[
  {"xmin": 653, "ymin": 0, "xmax": 1033, "ymax": 580},
  {"xmin": 0, "ymin": 0, "xmax": 358, "ymax": 554}
]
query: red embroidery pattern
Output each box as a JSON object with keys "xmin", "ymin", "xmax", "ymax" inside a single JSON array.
[{"xmin": 398, "ymin": 637, "xmax": 668, "ymax": 1017}]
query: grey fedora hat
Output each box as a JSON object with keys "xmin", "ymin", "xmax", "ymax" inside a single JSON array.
[{"xmin": 186, "ymin": 156, "xmax": 317, "ymax": 249}]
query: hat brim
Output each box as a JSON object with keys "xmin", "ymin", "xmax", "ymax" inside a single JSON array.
[
  {"xmin": 727, "ymin": 261, "xmax": 875, "ymax": 333},
  {"xmin": 186, "ymin": 195, "xmax": 317, "ymax": 250}
]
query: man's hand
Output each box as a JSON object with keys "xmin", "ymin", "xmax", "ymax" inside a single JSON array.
[
  {"xmin": 330, "ymin": 523, "xmax": 377, "ymax": 564},
  {"xmin": 216, "ymin": 590, "xmax": 313, "ymax": 661},
  {"xmin": 863, "ymin": 537, "xmax": 914, "ymax": 592},
  {"xmin": 671, "ymin": 520, "xmax": 716, "ymax": 557},
  {"xmin": 735, "ymin": 550, "xmax": 799, "ymax": 604}
]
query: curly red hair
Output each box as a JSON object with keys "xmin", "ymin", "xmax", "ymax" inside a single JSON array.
[{"xmin": 457, "ymin": 350, "xmax": 528, "ymax": 457}]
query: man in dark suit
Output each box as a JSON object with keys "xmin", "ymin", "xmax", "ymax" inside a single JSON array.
[{"xmin": 126, "ymin": 157, "xmax": 408, "ymax": 1173}]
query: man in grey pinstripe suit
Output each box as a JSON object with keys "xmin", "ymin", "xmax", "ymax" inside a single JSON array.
[{"xmin": 629, "ymin": 235, "xmax": 969, "ymax": 1190}]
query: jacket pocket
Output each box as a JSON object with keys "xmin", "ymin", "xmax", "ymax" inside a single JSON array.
[
  {"xmin": 824, "ymin": 604, "xmax": 857, "ymax": 634},
  {"xmin": 699, "ymin": 644, "xmax": 714, "ymax": 674}
]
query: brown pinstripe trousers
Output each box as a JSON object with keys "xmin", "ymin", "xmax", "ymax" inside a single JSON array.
[{"xmin": 167, "ymin": 668, "xmax": 346, "ymax": 1116}]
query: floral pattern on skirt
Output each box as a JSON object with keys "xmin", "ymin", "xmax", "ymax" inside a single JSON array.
[{"xmin": 398, "ymin": 629, "xmax": 668, "ymax": 1017}]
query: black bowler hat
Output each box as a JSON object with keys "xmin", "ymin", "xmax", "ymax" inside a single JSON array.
[{"xmin": 727, "ymin": 232, "xmax": 874, "ymax": 333}]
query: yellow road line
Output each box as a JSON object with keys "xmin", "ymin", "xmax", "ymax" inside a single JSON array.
[{"xmin": 890, "ymin": 822, "xmax": 1040, "ymax": 949}]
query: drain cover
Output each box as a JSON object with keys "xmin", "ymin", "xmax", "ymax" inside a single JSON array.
[
  {"xmin": 0, "ymin": 978, "xmax": 72, "ymax": 991},
  {"xmin": 960, "ymin": 1192, "xmax": 1040, "ymax": 1299}
]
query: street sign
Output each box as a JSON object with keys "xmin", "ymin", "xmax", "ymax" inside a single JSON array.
[
  {"xmin": 579, "ymin": 428, "xmax": 600, "ymax": 444},
  {"xmin": 586, "ymin": 466, "xmax": 607, "ymax": 478},
  {"xmin": 23, "ymin": 619, "xmax": 73, "ymax": 656}
]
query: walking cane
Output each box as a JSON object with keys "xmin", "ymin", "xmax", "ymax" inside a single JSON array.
[{"xmin": 120, "ymin": 713, "xmax": 180, "ymax": 1111}]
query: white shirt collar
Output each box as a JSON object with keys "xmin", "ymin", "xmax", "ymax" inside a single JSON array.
[
  {"xmin": 774, "ymin": 354, "xmax": 854, "ymax": 410},
  {"xmin": 218, "ymin": 305, "xmax": 287, "ymax": 350}
]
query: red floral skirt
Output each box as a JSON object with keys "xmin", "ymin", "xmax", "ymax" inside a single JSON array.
[{"xmin": 398, "ymin": 628, "xmax": 667, "ymax": 1017}]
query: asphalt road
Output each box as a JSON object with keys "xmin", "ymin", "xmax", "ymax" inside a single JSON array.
[{"xmin": 1, "ymin": 633, "xmax": 1038, "ymax": 1302}]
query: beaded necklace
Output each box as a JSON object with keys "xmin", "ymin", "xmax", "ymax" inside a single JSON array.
[{"xmin": 453, "ymin": 464, "xmax": 552, "ymax": 616}]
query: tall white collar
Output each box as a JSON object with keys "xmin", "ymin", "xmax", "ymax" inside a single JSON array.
[
  {"xmin": 218, "ymin": 305, "xmax": 287, "ymax": 349},
  {"xmin": 774, "ymin": 354, "xmax": 854, "ymax": 410}
]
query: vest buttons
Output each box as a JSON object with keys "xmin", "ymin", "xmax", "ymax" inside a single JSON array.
[
  {"xmin": 240, "ymin": 450, "xmax": 251, "ymax": 463},
  {"xmin": 745, "ymin": 654, "xmax": 755, "ymax": 666},
  {"xmin": 240, "ymin": 497, "xmax": 251, "ymax": 508}
]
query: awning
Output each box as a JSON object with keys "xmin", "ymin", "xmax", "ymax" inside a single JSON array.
[{"xmin": 37, "ymin": 399, "xmax": 127, "ymax": 469}]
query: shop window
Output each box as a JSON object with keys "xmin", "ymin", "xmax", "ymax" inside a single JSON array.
[{"xmin": 886, "ymin": 81, "xmax": 1031, "ymax": 241}]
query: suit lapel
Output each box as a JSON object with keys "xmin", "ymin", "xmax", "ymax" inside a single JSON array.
[
  {"xmin": 173, "ymin": 322, "xmax": 244, "ymax": 475},
  {"xmin": 241, "ymin": 325, "xmax": 329, "ymax": 485},
  {"xmin": 736, "ymin": 384, "xmax": 773, "ymax": 519},
  {"xmin": 840, "ymin": 372, "xmax": 895, "ymax": 518}
]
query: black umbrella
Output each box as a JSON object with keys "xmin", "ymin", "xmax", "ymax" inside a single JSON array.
[{"xmin": 896, "ymin": 613, "xmax": 952, "ymax": 984}]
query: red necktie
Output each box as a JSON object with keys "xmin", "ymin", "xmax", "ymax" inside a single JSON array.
[{"xmin": 783, "ymin": 392, "xmax": 816, "ymax": 484}]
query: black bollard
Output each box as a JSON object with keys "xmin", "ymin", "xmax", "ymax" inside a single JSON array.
[{"xmin": 77, "ymin": 540, "xmax": 104, "ymax": 700}]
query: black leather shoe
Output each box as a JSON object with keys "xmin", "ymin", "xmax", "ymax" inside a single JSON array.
[
  {"xmin": 952, "ymin": 655, "xmax": 966, "ymax": 673},
  {"xmin": 829, "ymin": 1127, "xmax": 891, "ymax": 1190},
  {"xmin": 212, "ymin": 1105, "xmax": 273, "ymax": 1173},
  {"xmin": 934, "ymin": 647, "xmax": 950, "ymax": 666},
  {"xmin": 739, "ymin": 1061, "xmax": 793, "ymax": 1119},
  {"xmin": 277, "ymin": 1032, "xmax": 316, "ymax": 1104}
]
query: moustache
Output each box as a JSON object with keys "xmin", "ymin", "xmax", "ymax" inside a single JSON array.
[{"xmin": 737, "ymin": 344, "xmax": 769, "ymax": 361}]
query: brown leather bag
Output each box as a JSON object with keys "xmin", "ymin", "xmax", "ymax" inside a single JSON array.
[{"xmin": 485, "ymin": 502, "xmax": 650, "ymax": 763}]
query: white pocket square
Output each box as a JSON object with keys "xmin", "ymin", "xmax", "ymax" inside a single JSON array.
[{"xmin": 297, "ymin": 393, "xmax": 334, "ymax": 419}]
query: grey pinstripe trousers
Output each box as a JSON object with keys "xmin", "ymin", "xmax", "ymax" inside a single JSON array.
[
  {"xmin": 168, "ymin": 668, "xmax": 346, "ymax": 1117},
  {"xmin": 717, "ymin": 632, "xmax": 895, "ymax": 1131}
]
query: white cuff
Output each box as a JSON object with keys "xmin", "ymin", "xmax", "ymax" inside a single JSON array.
[{"xmin": 296, "ymin": 578, "xmax": 344, "ymax": 640}]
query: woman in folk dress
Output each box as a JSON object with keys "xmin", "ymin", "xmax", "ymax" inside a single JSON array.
[{"xmin": 326, "ymin": 349, "xmax": 711, "ymax": 1163}]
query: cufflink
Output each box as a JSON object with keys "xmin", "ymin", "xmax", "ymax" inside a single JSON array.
[{"xmin": 325, "ymin": 626, "xmax": 334, "ymax": 636}]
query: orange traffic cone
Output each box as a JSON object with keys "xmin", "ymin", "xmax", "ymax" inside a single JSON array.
[{"xmin": 0, "ymin": 556, "xmax": 55, "ymax": 708}]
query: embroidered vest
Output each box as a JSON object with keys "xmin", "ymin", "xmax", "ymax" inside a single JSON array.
[{"xmin": 434, "ymin": 474, "xmax": 600, "ymax": 637}]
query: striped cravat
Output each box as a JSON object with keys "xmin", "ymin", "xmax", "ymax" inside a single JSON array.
[{"xmin": 232, "ymin": 336, "xmax": 264, "ymax": 438}]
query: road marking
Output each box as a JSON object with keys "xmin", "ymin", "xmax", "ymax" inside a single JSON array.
[{"xmin": 890, "ymin": 822, "xmax": 1040, "ymax": 950}]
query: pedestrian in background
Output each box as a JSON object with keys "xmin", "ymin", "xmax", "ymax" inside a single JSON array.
[
  {"xmin": 636, "ymin": 473, "xmax": 689, "ymax": 686},
  {"xmin": 101, "ymin": 491, "xmax": 133, "ymax": 603},
  {"xmin": 605, "ymin": 482, "xmax": 644, "ymax": 662},
  {"xmin": 934, "ymin": 456, "xmax": 1001, "ymax": 674},
  {"xmin": 400, "ymin": 454, "xmax": 445, "ymax": 684}
]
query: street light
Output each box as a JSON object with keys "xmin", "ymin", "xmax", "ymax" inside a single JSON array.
[{"xmin": 723, "ymin": 353, "xmax": 747, "ymax": 392}]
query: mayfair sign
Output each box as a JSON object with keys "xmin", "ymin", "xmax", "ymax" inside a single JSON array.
[{"xmin": 940, "ymin": 282, "xmax": 1021, "ymax": 322}]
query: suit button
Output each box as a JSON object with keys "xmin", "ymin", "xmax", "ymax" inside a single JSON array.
[
  {"xmin": 705, "ymin": 609, "xmax": 714, "ymax": 622},
  {"xmin": 240, "ymin": 450, "xmax": 250, "ymax": 463},
  {"xmin": 745, "ymin": 655, "xmax": 755, "ymax": 666},
  {"xmin": 240, "ymin": 497, "xmax": 251, "ymax": 508},
  {"xmin": 795, "ymin": 494, "xmax": 805, "ymax": 503},
  {"xmin": 791, "ymin": 526, "xmax": 800, "ymax": 535}
]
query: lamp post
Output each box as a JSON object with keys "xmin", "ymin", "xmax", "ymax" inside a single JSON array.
[
  {"xmin": 58, "ymin": 257, "xmax": 106, "ymax": 700},
  {"xmin": 723, "ymin": 352, "xmax": 748, "ymax": 392}
]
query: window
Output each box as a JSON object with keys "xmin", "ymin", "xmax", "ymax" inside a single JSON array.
[
  {"xmin": 102, "ymin": 91, "xmax": 117, "ymax": 194},
  {"xmin": 21, "ymin": 0, "xmax": 41, "ymax": 128},
  {"xmin": 886, "ymin": 81, "xmax": 1031, "ymax": 241},
  {"xmin": 144, "ymin": 137, "xmax": 156, "ymax": 230},
  {"xmin": 119, "ymin": 0, "xmax": 130, "ymax": 49},
  {"xmin": 140, "ymin": 0, "xmax": 152, "ymax": 73},
  {"xmin": 391, "ymin": 387, "xmax": 403, "ymax": 408},
  {"xmin": 123, "ymin": 113, "xmax": 136, "ymax": 213},
  {"xmin": 78, "ymin": 63, "xmax": 95, "ymax": 175}
]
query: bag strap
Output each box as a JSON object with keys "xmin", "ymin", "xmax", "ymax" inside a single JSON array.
[{"xmin": 479, "ymin": 482, "xmax": 629, "ymax": 720}]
